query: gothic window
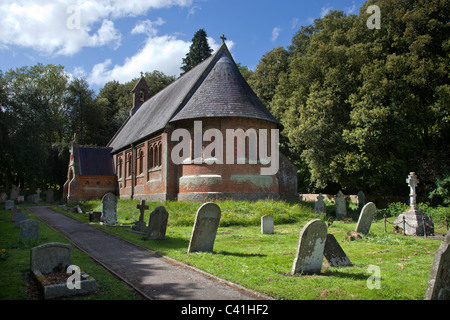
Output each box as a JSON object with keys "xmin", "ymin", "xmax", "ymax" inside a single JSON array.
[
  {"xmin": 137, "ymin": 150, "xmax": 144, "ymax": 175},
  {"xmin": 117, "ymin": 157, "xmax": 123, "ymax": 179},
  {"xmin": 126, "ymin": 153, "xmax": 132, "ymax": 177}
]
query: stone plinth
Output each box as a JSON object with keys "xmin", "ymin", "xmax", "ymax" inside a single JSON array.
[{"xmin": 393, "ymin": 207, "xmax": 434, "ymax": 236}]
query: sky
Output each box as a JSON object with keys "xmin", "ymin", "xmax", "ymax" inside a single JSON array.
[{"xmin": 0, "ymin": 0, "xmax": 367, "ymax": 92}]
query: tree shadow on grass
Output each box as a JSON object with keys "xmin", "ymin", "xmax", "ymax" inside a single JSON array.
[{"xmin": 214, "ymin": 250, "xmax": 266, "ymax": 257}]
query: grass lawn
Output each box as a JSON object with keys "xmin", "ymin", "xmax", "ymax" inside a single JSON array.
[
  {"xmin": 0, "ymin": 206, "xmax": 143, "ymax": 300},
  {"xmin": 52, "ymin": 199, "xmax": 446, "ymax": 300}
]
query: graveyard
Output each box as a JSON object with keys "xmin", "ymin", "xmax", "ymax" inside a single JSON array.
[{"xmin": 35, "ymin": 198, "xmax": 450, "ymax": 299}]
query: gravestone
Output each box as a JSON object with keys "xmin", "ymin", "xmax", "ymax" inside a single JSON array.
[
  {"xmin": 27, "ymin": 194, "xmax": 37, "ymax": 203},
  {"xmin": 335, "ymin": 191, "xmax": 347, "ymax": 218},
  {"xmin": 146, "ymin": 206, "xmax": 169, "ymax": 240},
  {"xmin": 188, "ymin": 202, "xmax": 221, "ymax": 253},
  {"xmin": 0, "ymin": 192, "xmax": 7, "ymax": 203},
  {"xmin": 425, "ymin": 230, "xmax": 450, "ymax": 300},
  {"xmin": 357, "ymin": 191, "xmax": 366, "ymax": 210},
  {"xmin": 89, "ymin": 211, "xmax": 102, "ymax": 222},
  {"xmin": 132, "ymin": 200, "xmax": 149, "ymax": 232},
  {"xmin": 5, "ymin": 199, "xmax": 14, "ymax": 210},
  {"xmin": 314, "ymin": 193, "xmax": 326, "ymax": 215},
  {"xmin": 17, "ymin": 196, "xmax": 24, "ymax": 204},
  {"xmin": 393, "ymin": 172, "xmax": 434, "ymax": 236},
  {"xmin": 14, "ymin": 212, "xmax": 28, "ymax": 228},
  {"xmin": 30, "ymin": 243, "xmax": 72, "ymax": 274},
  {"xmin": 46, "ymin": 189, "xmax": 54, "ymax": 203},
  {"xmin": 291, "ymin": 219, "xmax": 328, "ymax": 275},
  {"xmin": 261, "ymin": 215, "xmax": 274, "ymax": 234},
  {"xmin": 10, "ymin": 185, "xmax": 19, "ymax": 201},
  {"xmin": 34, "ymin": 188, "xmax": 42, "ymax": 204},
  {"xmin": 355, "ymin": 202, "xmax": 377, "ymax": 235},
  {"xmin": 323, "ymin": 234, "xmax": 352, "ymax": 267},
  {"xmin": 101, "ymin": 193, "xmax": 117, "ymax": 225},
  {"xmin": 20, "ymin": 219, "xmax": 40, "ymax": 241}
]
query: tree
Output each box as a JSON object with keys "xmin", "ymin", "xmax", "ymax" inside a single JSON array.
[{"xmin": 180, "ymin": 29, "xmax": 213, "ymax": 75}]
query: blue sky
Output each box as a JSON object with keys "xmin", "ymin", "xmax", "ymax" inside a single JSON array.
[{"xmin": 0, "ymin": 0, "xmax": 366, "ymax": 92}]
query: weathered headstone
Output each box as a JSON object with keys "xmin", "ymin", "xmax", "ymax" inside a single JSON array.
[
  {"xmin": 10, "ymin": 185, "xmax": 19, "ymax": 201},
  {"xmin": 393, "ymin": 172, "xmax": 434, "ymax": 236},
  {"xmin": 46, "ymin": 189, "xmax": 54, "ymax": 203},
  {"xmin": 27, "ymin": 194, "xmax": 37, "ymax": 203},
  {"xmin": 14, "ymin": 212, "xmax": 28, "ymax": 228},
  {"xmin": 0, "ymin": 192, "xmax": 7, "ymax": 203},
  {"xmin": 323, "ymin": 234, "xmax": 352, "ymax": 267},
  {"xmin": 5, "ymin": 199, "xmax": 14, "ymax": 210},
  {"xmin": 314, "ymin": 193, "xmax": 326, "ymax": 215},
  {"xmin": 132, "ymin": 200, "xmax": 149, "ymax": 232},
  {"xmin": 34, "ymin": 188, "xmax": 42, "ymax": 204},
  {"xmin": 20, "ymin": 219, "xmax": 40, "ymax": 241},
  {"xmin": 335, "ymin": 191, "xmax": 347, "ymax": 218},
  {"xmin": 355, "ymin": 202, "xmax": 377, "ymax": 235},
  {"xmin": 146, "ymin": 206, "xmax": 169, "ymax": 240},
  {"xmin": 17, "ymin": 196, "xmax": 24, "ymax": 204},
  {"xmin": 30, "ymin": 242, "xmax": 72, "ymax": 274},
  {"xmin": 357, "ymin": 190, "xmax": 366, "ymax": 210},
  {"xmin": 425, "ymin": 230, "xmax": 450, "ymax": 300},
  {"xmin": 188, "ymin": 202, "xmax": 221, "ymax": 253},
  {"xmin": 261, "ymin": 215, "xmax": 274, "ymax": 234},
  {"xmin": 291, "ymin": 219, "xmax": 328, "ymax": 275},
  {"xmin": 101, "ymin": 193, "xmax": 117, "ymax": 225}
]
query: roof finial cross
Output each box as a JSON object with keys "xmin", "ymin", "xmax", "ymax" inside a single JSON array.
[
  {"xmin": 140, "ymin": 71, "xmax": 144, "ymax": 78},
  {"xmin": 220, "ymin": 34, "xmax": 227, "ymax": 43}
]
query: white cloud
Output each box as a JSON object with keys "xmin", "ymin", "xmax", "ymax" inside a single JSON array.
[
  {"xmin": 88, "ymin": 35, "xmax": 235, "ymax": 86},
  {"xmin": 0, "ymin": 0, "xmax": 194, "ymax": 56},
  {"xmin": 320, "ymin": 5, "xmax": 333, "ymax": 18},
  {"xmin": 131, "ymin": 18, "xmax": 165, "ymax": 36},
  {"xmin": 271, "ymin": 27, "xmax": 281, "ymax": 42}
]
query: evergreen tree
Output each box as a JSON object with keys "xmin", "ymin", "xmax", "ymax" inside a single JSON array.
[{"xmin": 180, "ymin": 29, "xmax": 213, "ymax": 75}]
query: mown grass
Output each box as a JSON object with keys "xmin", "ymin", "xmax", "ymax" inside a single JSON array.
[
  {"xmin": 55, "ymin": 199, "xmax": 445, "ymax": 300},
  {"xmin": 0, "ymin": 206, "xmax": 143, "ymax": 300}
]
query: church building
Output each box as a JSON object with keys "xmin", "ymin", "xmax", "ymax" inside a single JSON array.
[{"xmin": 63, "ymin": 41, "xmax": 298, "ymax": 203}]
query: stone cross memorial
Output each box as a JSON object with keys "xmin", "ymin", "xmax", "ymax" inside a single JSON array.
[
  {"xmin": 314, "ymin": 193, "xmax": 326, "ymax": 215},
  {"xmin": 101, "ymin": 193, "xmax": 117, "ymax": 225},
  {"xmin": 146, "ymin": 206, "xmax": 169, "ymax": 240},
  {"xmin": 261, "ymin": 215, "xmax": 274, "ymax": 234},
  {"xmin": 355, "ymin": 202, "xmax": 377, "ymax": 235},
  {"xmin": 132, "ymin": 200, "xmax": 149, "ymax": 232},
  {"xmin": 292, "ymin": 219, "xmax": 328, "ymax": 275},
  {"xmin": 188, "ymin": 202, "xmax": 221, "ymax": 253},
  {"xmin": 393, "ymin": 172, "xmax": 434, "ymax": 236},
  {"xmin": 425, "ymin": 230, "xmax": 450, "ymax": 300},
  {"xmin": 34, "ymin": 188, "xmax": 42, "ymax": 204}
]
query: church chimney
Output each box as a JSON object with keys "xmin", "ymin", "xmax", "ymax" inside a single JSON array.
[{"xmin": 130, "ymin": 72, "xmax": 150, "ymax": 116}]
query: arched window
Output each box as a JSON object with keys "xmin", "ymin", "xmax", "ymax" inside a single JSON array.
[
  {"xmin": 117, "ymin": 157, "xmax": 123, "ymax": 179},
  {"xmin": 148, "ymin": 145, "xmax": 154, "ymax": 170},
  {"xmin": 126, "ymin": 153, "xmax": 132, "ymax": 177},
  {"xmin": 138, "ymin": 150, "xmax": 144, "ymax": 175}
]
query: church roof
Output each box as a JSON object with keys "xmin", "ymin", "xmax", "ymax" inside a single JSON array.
[
  {"xmin": 107, "ymin": 43, "xmax": 280, "ymax": 153},
  {"xmin": 78, "ymin": 146, "xmax": 115, "ymax": 176}
]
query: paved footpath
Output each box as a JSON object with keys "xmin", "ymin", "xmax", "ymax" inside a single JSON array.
[{"xmin": 27, "ymin": 206, "xmax": 271, "ymax": 300}]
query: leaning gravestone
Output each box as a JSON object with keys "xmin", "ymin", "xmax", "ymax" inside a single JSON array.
[
  {"xmin": 20, "ymin": 219, "xmax": 40, "ymax": 241},
  {"xmin": 355, "ymin": 202, "xmax": 377, "ymax": 235},
  {"xmin": 101, "ymin": 193, "xmax": 117, "ymax": 225},
  {"xmin": 5, "ymin": 199, "xmax": 14, "ymax": 210},
  {"xmin": 424, "ymin": 230, "xmax": 450, "ymax": 300},
  {"xmin": 146, "ymin": 206, "xmax": 169, "ymax": 240},
  {"xmin": 14, "ymin": 212, "xmax": 28, "ymax": 228},
  {"xmin": 261, "ymin": 215, "xmax": 274, "ymax": 234},
  {"xmin": 188, "ymin": 203, "xmax": 221, "ymax": 253},
  {"xmin": 323, "ymin": 234, "xmax": 352, "ymax": 267},
  {"xmin": 291, "ymin": 219, "xmax": 328, "ymax": 275},
  {"xmin": 314, "ymin": 193, "xmax": 326, "ymax": 215},
  {"xmin": 335, "ymin": 191, "xmax": 347, "ymax": 218}
]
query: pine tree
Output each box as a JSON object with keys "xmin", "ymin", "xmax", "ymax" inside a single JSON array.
[{"xmin": 180, "ymin": 29, "xmax": 213, "ymax": 75}]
